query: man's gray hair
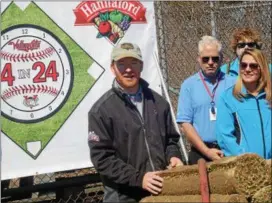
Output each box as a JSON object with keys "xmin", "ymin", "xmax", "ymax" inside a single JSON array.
[{"xmin": 198, "ymin": 35, "xmax": 222, "ymax": 54}]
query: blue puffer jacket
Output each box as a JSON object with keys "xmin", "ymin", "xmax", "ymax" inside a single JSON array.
[{"xmin": 216, "ymin": 86, "xmax": 271, "ymax": 159}]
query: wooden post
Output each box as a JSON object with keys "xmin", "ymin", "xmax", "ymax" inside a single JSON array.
[{"xmin": 198, "ymin": 159, "xmax": 210, "ymax": 203}]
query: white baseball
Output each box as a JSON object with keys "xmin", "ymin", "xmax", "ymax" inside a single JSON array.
[{"xmin": 1, "ymin": 25, "xmax": 73, "ymax": 123}]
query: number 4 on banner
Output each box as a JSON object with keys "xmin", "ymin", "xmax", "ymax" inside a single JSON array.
[
  {"xmin": 46, "ymin": 61, "xmax": 59, "ymax": 81},
  {"xmin": 1, "ymin": 63, "xmax": 15, "ymax": 86}
]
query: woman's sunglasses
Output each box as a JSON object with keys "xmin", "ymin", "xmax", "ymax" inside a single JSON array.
[
  {"xmin": 240, "ymin": 62, "xmax": 259, "ymax": 70},
  {"xmin": 237, "ymin": 42, "xmax": 257, "ymax": 49}
]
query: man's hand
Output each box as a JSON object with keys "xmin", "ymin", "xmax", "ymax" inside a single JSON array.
[
  {"xmin": 142, "ymin": 171, "xmax": 163, "ymax": 195},
  {"xmin": 168, "ymin": 157, "xmax": 184, "ymax": 169},
  {"xmin": 205, "ymin": 148, "xmax": 224, "ymax": 161}
]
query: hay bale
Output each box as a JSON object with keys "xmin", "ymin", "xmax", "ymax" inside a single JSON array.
[
  {"xmin": 266, "ymin": 159, "xmax": 271, "ymax": 166},
  {"xmin": 252, "ymin": 185, "xmax": 272, "ymax": 203},
  {"xmin": 266, "ymin": 159, "xmax": 272, "ymax": 185},
  {"xmin": 140, "ymin": 194, "xmax": 247, "ymax": 202},
  {"xmin": 159, "ymin": 154, "xmax": 270, "ymax": 197}
]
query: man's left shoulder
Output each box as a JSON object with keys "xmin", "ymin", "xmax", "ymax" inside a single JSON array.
[
  {"xmin": 221, "ymin": 72, "xmax": 237, "ymax": 83},
  {"xmin": 148, "ymin": 88, "xmax": 165, "ymax": 100},
  {"xmin": 145, "ymin": 88, "xmax": 169, "ymax": 106}
]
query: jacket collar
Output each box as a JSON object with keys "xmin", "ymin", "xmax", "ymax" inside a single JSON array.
[
  {"xmin": 241, "ymin": 84, "xmax": 266, "ymax": 99},
  {"xmin": 232, "ymin": 58, "xmax": 239, "ymax": 66},
  {"xmin": 230, "ymin": 58, "xmax": 240, "ymax": 75},
  {"xmin": 112, "ymin": 78, "xmax": 149, "ymax": 102}
]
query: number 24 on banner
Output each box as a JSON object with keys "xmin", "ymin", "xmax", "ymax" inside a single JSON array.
[{"xmin": 1, "ymin": 61, "xmax": 59, "ymax": 86}]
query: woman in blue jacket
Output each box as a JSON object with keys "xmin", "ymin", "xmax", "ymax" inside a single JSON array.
[{"xmin": 216, "ymin": 48, "xmax": 271, "ymax": 159}]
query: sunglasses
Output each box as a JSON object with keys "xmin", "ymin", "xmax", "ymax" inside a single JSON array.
[
  {"xmin": 240, "ymin": 62, "xmax": 259, "ymax": 70},
  {"xmin": 237, "ymin": 42, "xmax": 257, "ymax": 49},
  {"xmin": 201, "ymin": 56, "xmax": 220, "ymax": 63},
  {"xmin": 116, "ymin": 61, "xmax": 142, "ymax": 72}
]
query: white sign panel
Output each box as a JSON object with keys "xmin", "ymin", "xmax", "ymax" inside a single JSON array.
[{"xmin": 1, "ymin": 1, "xmax": 161, "ymax": 180}]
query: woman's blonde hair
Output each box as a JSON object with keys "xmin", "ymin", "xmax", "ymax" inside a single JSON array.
[{"xmin": 233, "ymin": 48, "xmax": 271, "ymax": 105}]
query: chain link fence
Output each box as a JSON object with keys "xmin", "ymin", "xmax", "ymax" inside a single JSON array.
[
  {"xmin": 155, "ymin": 1, "xmax": 272, "ymax": 153},
  {"xmin": 1, "ymin": 168, "xmax": 103, "ymax": 203},
  {"xmin": 2, "ymin": 1, "xmax": 271, "ymax": 202},
  {"xmin": 155, "ymin": 1, "xmax": 272, "ymax": 113}
]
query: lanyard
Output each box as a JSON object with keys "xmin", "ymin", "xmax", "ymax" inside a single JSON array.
[{"xmin": 199, "ymin": 71, "xmax": 221, "ymax": 114}]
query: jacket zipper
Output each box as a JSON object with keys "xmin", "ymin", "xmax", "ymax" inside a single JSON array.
[
  {"xmin": 134, "ymin": 109, "xmax": 155, "ymax": 171},
  {"xmin": 127, "ymin": 96, "xmax": 155, "ymax": 171},
  {"xmin": 256, "ymin": 98, "xmax": 266, "ymax": 158},
  {"xmin": 235, "ymin": 113, "xmax": 242, "ymax": 144}
]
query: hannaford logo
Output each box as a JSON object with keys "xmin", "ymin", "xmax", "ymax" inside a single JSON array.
[
  {"xmin": 73, "ymin": 1, "xmax": 146, "ymax": 44},
  {"xmin": 0, "ymin": 25, "xmax": 73, "ymax": 123}
]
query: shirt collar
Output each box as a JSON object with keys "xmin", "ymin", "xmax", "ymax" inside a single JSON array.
[
  {"xmin": 232, "ymin": 58, "xmax": 240, "ymax": 72},
  {"xmin": 197, "ymin": 69, "xmax": 225, "ymax": 81},
  {"xmin": 113, "ymin": 79, "xmax": 143, "ymax": 102},
  {"xmin": 113, "ymin": 79, "xmax": 124, "ymax": 91},
  {"xmin": 128, "ymin": 87, "xmax": 143, "ymax": 102}
]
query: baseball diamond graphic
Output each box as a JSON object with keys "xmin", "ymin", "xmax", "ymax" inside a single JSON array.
[{"xmin": 1, "ymin": 2, "xmax": 105, "ymax": 159}]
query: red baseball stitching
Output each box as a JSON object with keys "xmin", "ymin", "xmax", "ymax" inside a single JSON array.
[
  {"xmin": 1, "ymin": 84, "xmax": 59, "ymax": 100},
  {"xmin": 0, "ymin": 47, "xmax": 55, "ymax": 62}
]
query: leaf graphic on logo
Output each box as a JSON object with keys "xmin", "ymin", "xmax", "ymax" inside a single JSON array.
[
  {"xmin": 96, "ymin": 32, "xmax": 103, "ymax": 38},
  {"xmin": 99, "ymin": 13, "xmax": 105, "ymax": 21},
  {"xmin": 123, "ymin": 15, "xmax": 131, "ymax": 22},
  {"xmin": 105, "ymin": 12, "xmax": 109, "ymax": 21},
  {"xmin": 99, "ymin": 12, "xmax": 109, "ymax": 22}
]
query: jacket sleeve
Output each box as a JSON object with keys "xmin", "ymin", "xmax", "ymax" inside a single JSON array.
[
  {"xmin": 165, "ymin": 104, "xmax": 183, "ymax": 163},
  {"xmin": 216, "ymin": 95, "xmax": 243, "ymax": 156},
  {"xmin": 88, "ymin": 109, "xmax": 144, "ymax": 187}
]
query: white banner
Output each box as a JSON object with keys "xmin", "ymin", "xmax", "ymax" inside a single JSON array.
[{"xmin": 0, "ymin": 1, "xmax": 161, "ymax": 180}]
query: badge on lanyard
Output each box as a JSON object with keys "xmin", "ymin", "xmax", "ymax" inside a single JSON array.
[
  {"xmin": 209, "ymin": 101, "xmax": 217, "ymax": 121},
  {"xmin": 199, "ymin": 72, "xmax": 221, "ymax": 121}
]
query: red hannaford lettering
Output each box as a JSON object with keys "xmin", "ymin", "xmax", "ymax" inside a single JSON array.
[
  {"xmin": 74, "ymin": 1, "xmax": 146, "ymax": 24},
  {"xmin": 8, "ymin": 39, "xmax": 41, "ymax": 52}
]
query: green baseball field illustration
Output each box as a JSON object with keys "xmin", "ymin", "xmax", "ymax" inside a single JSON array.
[{"xmin": 1, "ymin": 2, "xmax": 104, "ymax": 159}]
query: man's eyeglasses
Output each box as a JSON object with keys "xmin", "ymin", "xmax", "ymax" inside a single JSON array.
[
  {"xmin": 201, "ymin": 56, "xmax": 220, "ymax": 64},
  {"xmin": 240, "ymin": 62, "xmax": 259, "ymax": 70},
  {"xmin": 237, "ymin": 42, "xmax": 257, "ymax": 49},
  {"xmin": 116, "ymin": 61, "xmax": 142, "ymax": 72}
]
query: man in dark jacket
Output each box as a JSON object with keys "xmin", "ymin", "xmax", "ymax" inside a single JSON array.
[{"xmin": 88, "ymin": 42, "xmax": 183, "ymax": 202}]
